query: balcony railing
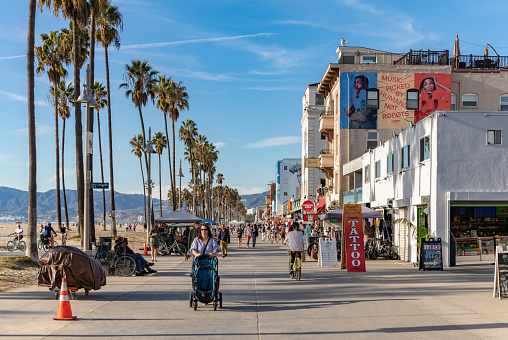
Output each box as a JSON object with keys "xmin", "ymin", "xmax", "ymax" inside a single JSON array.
[
  {"xmin": 343, "ymin": 188, "xmax": 362, "ymax": 204},
  {"xmin": 320, "ymin": 149, "xmax": 333, "ymax": 155},
  {"xmin": 394, "ymin": 49, "xmax": 449, "ymax": 66}
]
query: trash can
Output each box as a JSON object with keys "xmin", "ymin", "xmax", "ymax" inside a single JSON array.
[{"xmin": 99, "ymin": 237, "xmax": 111, "ymax": 252}]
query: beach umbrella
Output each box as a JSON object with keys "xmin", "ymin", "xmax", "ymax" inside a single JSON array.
[
  {"xmin": 484, "ymin": 43, "xmax": 489, "ymax": 58},
  {"xmin": 453, "ymin": 34, "xmax": 460, "ymax": 58}
]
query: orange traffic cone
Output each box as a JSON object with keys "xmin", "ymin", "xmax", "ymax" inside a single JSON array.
[
  {"xmin": 143, "ymin": 243, "xmax": 148, "ymax": 255},
  {"xmin": 53, "ymin": 277, "xmax": 77, "ymax": 321},
  {"xmin": 311, "ymin": 248, "xmax": 314, "ymax": 259}
]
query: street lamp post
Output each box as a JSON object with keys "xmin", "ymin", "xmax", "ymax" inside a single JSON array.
[
  {"xmin": 76, "ymin": 64, "xmax": 98, "ymax": 251},
  {"xmin": 176, "ymin": 159, "xmax": 184, "ymax": 210},
  {"xmin": 145, "ymin": 128, "xmax": 155, "ymax": 245}
]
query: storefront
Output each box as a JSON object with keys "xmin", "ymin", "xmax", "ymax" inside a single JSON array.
[{"xmin": 450, "ymin": 203, "xmax": 508, "ymax": 262}]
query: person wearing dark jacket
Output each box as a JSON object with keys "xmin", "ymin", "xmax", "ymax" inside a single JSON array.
[{"xmin": 218, "ymin": 225, "xmax": 230, "ymax": 257}]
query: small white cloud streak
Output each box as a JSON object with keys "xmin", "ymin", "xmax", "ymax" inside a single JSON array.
[
  {"xmin": 14, "ymin": 124, "xmax": 52, "ymax": 137},
  {"xmin": 237, "ymin": 186, "xmax": 267, "ymax": 196},
  {"xmin": 0, "ymin": 55, "xmax": 24, "ymax": 61},
  {"xmin": 0, "ymin": 89, "xmax": 48, "ymax": 107},
  {"xmin": 243, "ymin": 136, "xmax": 300, "ymax": 149},
  {"xmin": 214, "ymin": 142, "xmax": 226, "ymax": 149},
  {"xmin": 114, "ymin": 33, "xmax": 275, "ymax": 51}
]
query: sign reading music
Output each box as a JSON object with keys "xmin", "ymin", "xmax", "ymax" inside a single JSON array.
[{"xmin": 344, "ymin": 204, "xmax": 366, "ymax": 272}]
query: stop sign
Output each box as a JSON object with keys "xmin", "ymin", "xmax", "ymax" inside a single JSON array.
[{"xmin": 302, "ymin": 200, "xmax": 314, "ymax": 212}]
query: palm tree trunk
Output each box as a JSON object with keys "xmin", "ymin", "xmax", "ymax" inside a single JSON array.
[
  {"xmin": 137, "ymin": 106, "xmax": 149, "ymax": 177},
  {"xmin": 139, "ymin": 157, "xmax": 146, "ymax": 227},
  {"xmin": 171, "ymin": 120, "xmax": 177, "ymax": 211},
  {"xmin": 26, "ymin": 0, "xmax": 37, "ymax": 260},
  {"xmin": 73, "ymin": 19, "xmax": 85, "ymax": 245},
  {"xmin": 62, "ymin": 118, "xmax": 69, "ymax": 231},
  {"xmin": 54, "ymin": 83, "xmax": 62, "ymax": 233},
  {"xmin": 89, "ymin": 8, "xmax": 96, "ymax": 244},
  {"xmin": 164, "ymin": 115, "xmax": 173, "ymax": 210},
  {"xmin": 97, "ymin": 108, "xmax": 106, "ymax": 231},
  {"xmin": 158, "ymin": 154, "xmax": 162, "ymax": 216},
  {"xmin": 104, "ymin": 46, "xmax": 117, "ymax": 237}
]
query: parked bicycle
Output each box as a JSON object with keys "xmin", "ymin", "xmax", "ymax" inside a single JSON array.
[
  {"xmin": 7, "ymin": 235, "xmax": 26, "ymax": 252},
  {"xmin": 159, "ymin": 237, "xmax": 187, "ymax": 256},
  {"xmin": 95, "ymin": 250, "xmax": 136, "ymax": 276}
]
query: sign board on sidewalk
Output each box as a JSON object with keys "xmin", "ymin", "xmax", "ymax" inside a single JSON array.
[
  {"xmin": 91, "ymin": 182, "xmax": 109, "ymax": 189},
  {"xmin": 494, "ymin": 246, "xmax": 508, "ymax": 299},
  {"xmin": 343, "ymin": 204, "xmax": 366, "ymax": 272},
  {"xmin": 419, "ymin": 239, "xmax": 443, "ymax": 271},
  {"xmin": 318, "ymin": 239, "xmax": 338, "ymax": 267}
]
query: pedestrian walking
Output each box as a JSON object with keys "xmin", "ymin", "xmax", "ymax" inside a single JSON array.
[
  {"xmin": 261, "ymin": 226, "xmax": 266, "ymax": 241},
  {"xmin": 218, "ymin": 224, "xmax": 230, "ymax": 257},
  {"xmin": 245, "ymin": 224, "xmax": 252, "ymax": 248},
  {"xmin": 252, "ymin": 225, "xmax": 258, "ymax": 247},
  {"xmin": 236, "ymin": 225, "xmax": 243, "ymax": 247}
]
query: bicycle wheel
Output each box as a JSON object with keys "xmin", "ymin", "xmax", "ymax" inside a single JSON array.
[
  {"xmin": 19, "ymin": 241, "xmax": 26, "ymax": 252},
  {"xmin": 6, "ymin": 241, "xmax": 15, "ymax": 252},
  {"xmin": 295, "ymin": 266, "xmax": 301, "ymax": 281},
  {"xmin": 115, "ymin": 256, "xmax": 136, "ymax": 276},
  {"xmin": 52, "ymin": 240, "xmax": 58, "ymax": 247},
  {"xmin": 175, "ymin": 243, "xmax": 186, "ymax": 255},
  {"xmin": 158, "ymin": 243, "xmax": 168, "ymax": 256},
  {"xmin": 38, "ymin": 240, "xmax": 44, "ymax": 250}
]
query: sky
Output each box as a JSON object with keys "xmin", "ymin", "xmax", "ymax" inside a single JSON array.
[{"xmin": 1, "ymin": 0, "xmax": 508, "ymax": 199}]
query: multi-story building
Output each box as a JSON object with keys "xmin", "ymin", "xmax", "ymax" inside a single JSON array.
[
  {"xmin": 317, "ymin": 45, "xmax": 508, "ymax": 212},
  {"xmin": 275, "ymin": 158, "xmax": 301, "ymax": 217},
  {"xmin": 344, "ymin": 110, "xmax": 508, "ymax": 267},
  {"xmin": 301, "ymin": 84, "xmax": 326, "ymax": 203}
]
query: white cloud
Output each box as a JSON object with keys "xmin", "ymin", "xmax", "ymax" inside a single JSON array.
[
  {"xmin": 0, "ymin": 54, "xmax": 24, "ymax": 61},
  {"xmin": 14, "ymin": 123, "xmax": 52, "ymax": 137},
  {"xmin": 237, "ymin": 186, "xmax": 267, "ymax": 196},
  {"xmin": 214, "ymin": 142, "xmax": 226, "ymax": 149},
  {"xmin": 0, "ymin": 89, "xmax": 48, "ymax": 107},
  {"xmin": 243, "ymin": 136, "xmax": 300, "ymax": 149}
]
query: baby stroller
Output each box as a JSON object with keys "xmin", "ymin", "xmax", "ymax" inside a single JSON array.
[{"xmin": 189, "ymin": 254, "xmax": 222, "ymax": 311}]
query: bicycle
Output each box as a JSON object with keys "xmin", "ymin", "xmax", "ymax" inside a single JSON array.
[
  {"xmin": 95, "ymin": 250, "xmax": 136, "ymax": 276},
  {"xmin": 288, "ymin": 250, "xmax": 302, "ymax": 281},
  {"xmin": 61, "ymin": 233, "xmax": 67, "ymax": 246},
  {"xmin": 159, "ymin": 237, "xmax": 187, "ymax": 256},
  {"xmin": 37, "ymin": 237, "xmax": 58, "ymax": 251},
  {"xmin": 7, "ymin": 236, "xmax": 26, "ymax": 252}
]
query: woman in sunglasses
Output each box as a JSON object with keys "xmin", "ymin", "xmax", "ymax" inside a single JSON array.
[{"xmin": 190, "ymin": 224, "xmax": 220, "ymax": 257}]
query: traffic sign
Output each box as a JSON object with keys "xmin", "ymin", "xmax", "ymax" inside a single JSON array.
[
  {"xmin": 302, "ymin": 200, "xmax": 314, "ymax": 212},
  {"xmin": 91, "ymin": 182, "xmax": 109, "ymax": 189}
]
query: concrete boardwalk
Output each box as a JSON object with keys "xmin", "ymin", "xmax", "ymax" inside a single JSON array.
[{"xmin": 1, "ymin": 241, "xmax": 508, "ymax": 339}]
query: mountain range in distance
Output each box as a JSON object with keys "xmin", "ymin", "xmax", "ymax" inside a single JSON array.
[{"xmin": 0, "ymin": 186, "xmax": 267, "ymax": 223}]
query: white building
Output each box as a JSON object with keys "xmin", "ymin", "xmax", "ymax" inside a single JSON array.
[
  {"xmin": 344, "ymin": 111, "xmax": 508, "ymax": 266},
  {"xmin": 275, "ymin": 158, "xmax": 301, "ymax": 216},
  {"xmin": 301, "ymin": 84, "xmax": 326, "ymax": 202}
]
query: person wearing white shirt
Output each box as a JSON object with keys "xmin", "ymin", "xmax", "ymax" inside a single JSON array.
[
  {"xmin": 14, "ymin": 225, "xmax": 23, "ymax": 241},
  {"xmin": 244, "ymin": 225, "xmax": 253, "ymax": 248},
  {"xmin": 284, "ymin": 222, "xmax": 304, "ymax": 272}
]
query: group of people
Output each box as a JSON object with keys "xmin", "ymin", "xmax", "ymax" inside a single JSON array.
[
  {"xmin": 235, "ymin": 224, "xmax": 260, "ymax": 248},
  {"xmin": 114, "ymin": 235, "xmax": 157, "ymax": 276},
  {"xmin": 37, "ymin": 222, "xmax": 65, "ymax": 247}
]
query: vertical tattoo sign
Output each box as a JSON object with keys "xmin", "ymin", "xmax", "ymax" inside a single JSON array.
[{"xmin": 344, "ymin": 204, "xmax": 366, "ymax": 272}]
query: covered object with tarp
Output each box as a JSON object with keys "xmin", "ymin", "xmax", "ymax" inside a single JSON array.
[
  {"xmin": 325, "ymin": 205, "xmax": 383, "ymax": 220},
  {"xmin": 154, "ymin": 209, "xmax": 204, "ymax": 224},
  {"xmin": 38, "ymin": 246, "xmax": 106, "ymax": 291}
]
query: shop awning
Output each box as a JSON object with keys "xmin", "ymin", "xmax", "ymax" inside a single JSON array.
[
  {"xmin": 316, "ymin": 197, "xmax": 326, "ymax": 214},
  {"xmin": 325, "ymin": 205, "xmax": 383, "ymax": 220}
]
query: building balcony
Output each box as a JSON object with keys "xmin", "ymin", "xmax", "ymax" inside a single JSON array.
[
  {"xmin": 319, "ymin": 113, "xmax": 334, "ymax": 135},
  {"xmin": 343, "ymin": 188, "xmax": 363, "ymax": 204},
  {"xmin": 319, "ymin": 149, "xmax": 333, "ymax": 174}
]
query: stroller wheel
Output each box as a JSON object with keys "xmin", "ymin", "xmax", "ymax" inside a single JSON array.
[
  {"xmin": 219, "ymin": 292, "xmax": 223, "ymax": 308},
  {"xmin": 189, "ymin": 292, "xmax": 194, "ymax": 308},
  {"xmin": 213, "ymin": 299, "xmax": 218, "ymax": 311},
  {"xmin": 193, "ymin": 299, "xmax": 197, "ymax": 311}
]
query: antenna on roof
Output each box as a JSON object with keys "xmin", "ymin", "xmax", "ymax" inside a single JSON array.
[{"xmin": 341, "ymin": 37, "xmax": 349, "ymax": 46}]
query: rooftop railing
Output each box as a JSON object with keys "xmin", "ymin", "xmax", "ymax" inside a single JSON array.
[{"xmin": 394, "ymin": 49, "xmax": 450, "ymax": 66}]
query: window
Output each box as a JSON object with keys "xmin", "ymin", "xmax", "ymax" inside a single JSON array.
[
  {"xmin": 375, "ymin": 160, "xmax": 381, "ymax": 179},
  {"xmin": 364, "ymin": 165, "xmax": 370, "ymax": 183},
  {"xmin": 320, "ymin": 179, "xmax": 326, "ymax": 187},
  {"xmin": 500, "ymin": 95, "xmax": 508, "ymax": 111},
  {"xmin": 487, "ymin": 130, "xmax": 502, "ymax": 145},
  {"xmin": 315, "ymin": 93, "xmax": 324, "ymax": 105},
  {"xmin": 401, "ymin": 145, "xmax": 410, "ymax": 169},
  {"xmin": 321, "ymin": 132, "xmax": 326, "ymax": 140},
  {"xmin": 362, "ymin": 56, "xmax": 377, "ymax": 63},
  {"xmin": 283, "ymin": 192, "xmax": 288, "ymax": 196},
  {"xmin": 284, "ymin": 166, "xmax": 288, "ymax": 170},
  {"xmin": 284, "ymin": 179, "xmax": 288, "ymax": 184},
  {"xmin": 341, "ymin": 56, "xmax": 355, "ymax": 64},
  {"xmin": 366, "ymin": 130, "xmax": 378, "ymax": 149},
  {"xmin": 462, "ymin": 94, "xmax": 478, "ymax": 107},
  {"xmin": 406, "ymin": 89, "xmax": 420, "ymax": 110},
  {"xmin": 387, "ymin": 153, "xmax": 394, "ymax": 174},
  {"xmin": 420, "ymin": 136, "xmax": 430, "ymax": 161},
  {"xmin": 366, "ymin": 89, "xmax": 379, "ymax": 109},
  {"xmin": 451, "ymin": 93, "xmax": 456, "ymax": 110}
]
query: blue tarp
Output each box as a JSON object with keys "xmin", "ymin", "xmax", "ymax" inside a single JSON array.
[{"xmin": 200, "ymin": 217, "xmax": 217, "ymax": 225}]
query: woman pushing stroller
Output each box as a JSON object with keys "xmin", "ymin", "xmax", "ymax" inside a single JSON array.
[{"xmin": 190, "ymin": 224, "xmax": 220, "ymax": 258}]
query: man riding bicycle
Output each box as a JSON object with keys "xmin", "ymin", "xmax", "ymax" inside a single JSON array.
[
  {"xmin": 42, "ymin": 222, "xmax": 57, "ymax": 245},
  {"xmin": 284, "ymin": 222, "xmax": 304, "ymax": 274},
  {"xmin": 13, "ymin": 224, "xmax": 24, "ymax": 242}
]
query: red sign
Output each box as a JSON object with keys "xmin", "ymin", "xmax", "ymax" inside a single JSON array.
[
  {"xmin": 303, "ymin": 214, "xmax": 317, "ymax": 222},
  {"xmin": 302, "ymin": 200, "xmax": 314, "ymax": 212},
  {"xmin": 344, "ymin": 204, "xmax": 366, "ymax": 272}
]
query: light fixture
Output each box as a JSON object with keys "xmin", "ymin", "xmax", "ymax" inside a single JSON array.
[
  {"xmin": 76, "ymin": 84, "xmax": 92, "ymax": 104},
  {"xmin": 145, "ymin": 139, "xmax": 155, "ymax": 154}
]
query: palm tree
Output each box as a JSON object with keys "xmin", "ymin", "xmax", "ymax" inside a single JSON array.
[
  {"xmin": 96, "ymin": 1, "xmax": 122, "ymax": 237},
  {"xmin": 39, "ymin": 0, "xmax": 91, "ymax": 244},
  {"xmin": 152, "ymin": 132, "xmax": 167, "ymax": 216},
  {"xmin": 52, "ymin": 82, "xmax": 74, "ymax": 232},
  {"xmin": 119, "ymin": 59, "xmax": 158, "ymax": 173},
  {"xmin": 181, "ymin": 188, "xmax": 192, "ymax": 210},
  {"xmin": 130, "ymin": 134, "xmax": 146, "ymax": 225},
  {"xmin": 27, "ymin": 0, "xmax": 37, "ymax": 260},
  {"xmin": 94, "ymin": 81, "xmax": 107, "ymax": 230},
  {"xmin": 154, "ymin": 75, "xmax": 174, "ymax": 208},
  {"xmin": 179, "ymin": 119, "xmax": 197, "ymax": 213},
  {"xmin": 35, "ymin": 30, "xmax": 69, "ymax": 234},
  {"xmin": 168, "ymin": 80, "xmax": 189, "ymax": 211}
]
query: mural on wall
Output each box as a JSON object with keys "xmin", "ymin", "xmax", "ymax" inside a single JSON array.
[
  {"xmin": 377, "ymin": 73, "xmax": 414, "ymax": 130},
  {"xmin": 340, "ymin": 72, "xmax": 378, "ymax": 129},
  {"xmin": 341, "ymin": 72, "xmax": 452, "ymax": 129},
  {"xmin": 414, "ymin": 73, "xmax": 451, "ymax": 122}
]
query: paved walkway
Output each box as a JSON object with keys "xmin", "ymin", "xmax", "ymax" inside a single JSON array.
[{"xmin": 1, "ymin": 240, "xmax": 508, "ymax": 339}]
